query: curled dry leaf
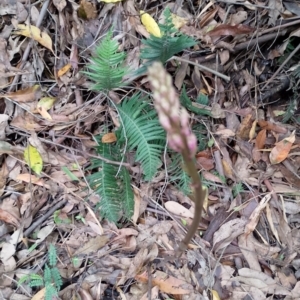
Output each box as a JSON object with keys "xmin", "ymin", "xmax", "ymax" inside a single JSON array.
[
  {"xmin": 165, "ymin": 201, "xmax": 194, "ymax": 218},
  {"xmin": 0, "ymin": 208, "xmax": 20, "ymax": 227},
  {"xmin": 256, "ymin": 129, "xmax": 266, "ymax": 150},
  {"xmin": 101, "ymin": 132, "xmax": 117, "ymax": 143},
  {"xmin": 136, "ymin": 270, "xmax": 193, "ymax": 295},
  {"xmin": 213, "ymin": 218, "xmax": 247, "ymax": 253},
  {"xmin": 270, "ymin": 131, "xmax": 295, "ymax": 164},
  {"xmin": 2, "ymin": 85, "xmax": 41, "ymax": 103},
  {"xmin": 244, "ymin": 193, "xmax": 271, "ymax": 236},
  {"xmin": 236, "ymin": 268, "xmax": 292, "ymax": 296},
  {"xmin": 14, "ymin": 24, "xmax": 53, "ymax": 52},
  {"xmin": 258, "ymin": 119, "xmax": 287, "ymax": 133},
  {"xmin": 207, "ymin": 24, "xmax": 254, "ymax": 37},
  {"xmin": 57, "ymin": 63, "xmax": 72, "ymax": 77}
]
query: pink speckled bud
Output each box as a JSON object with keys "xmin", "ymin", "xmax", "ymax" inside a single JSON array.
[
  {"xmin": 148, "ymin": 62, "xmax": 198, "ymax": 156},
  {"xmin": 187, "ymin": 134, "xmax": 197, "ymax": 156},
  {"xmin": 158, "ymin": 113, "xmax": 172, "ymax": 131}
]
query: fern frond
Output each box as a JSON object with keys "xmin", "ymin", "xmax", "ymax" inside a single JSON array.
[
  {"xmin": 44, "ymin": 265, "xmax": 52, "ymax": 284},
  {"xmin": 45, "ymin": 283, "xmax": 58, "ymax": 300},
  {"xmin": 139, "ymin": 8, "xmax": 196, "ymax": 73},
  {"xmin": 116, "ymin": 94, "xmax": 166, "ymax": 180},
  {"xmin": 18, "ymin": 275, "xmax": 31, "ymax": 285},
  {"xmin": 120, "ymin": 165, "xmax": 134, "ymax": 219},
  {"xmin": 51, "ymin": 267, "xmax": 63, "ymax": 289},
  {"xmin": 88, "ymin": 141, "xmax": 134, "ymax": 222},
  {"xmin": 29, "ymin": 279, "xmax": 44, "ymax": 287},
  {"xmin": 83, "ymin": 29, "xmax": 128, "ymax": 92},
  {"xmin": 282, "ymin": 98, "xmax": 297, "ymax": 123},
  {"xmin": 48, "ymin": 244, "xmax": 57, "ymax": 267},
  {"xmin": 169, "ymin": 153, "xmax": 192, "ymax": 195}
]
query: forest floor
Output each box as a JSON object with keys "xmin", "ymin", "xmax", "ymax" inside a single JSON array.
[{"xmin": 0, "ymin": 0, "xmax": 300, "ymax": 299}]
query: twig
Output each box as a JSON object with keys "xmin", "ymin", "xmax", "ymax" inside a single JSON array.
[
  {"xmin": 261, "ymin": 43, "xmax": 300, "ymax": 90},
  {"xmin": 171, "ymin": 56, "xmax": 231, "ymax": 82},
  {"xmin": 23, "ymin": 199, "xmax": 67, "ymax": 237}
]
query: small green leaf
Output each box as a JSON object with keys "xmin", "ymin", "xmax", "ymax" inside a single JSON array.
[
  {"xmin": 62, "ymin": 166, "xmax": 79, "ymax": 182},
  {"xmin": 207, "ymin": 139, "xmax": 214, "ymax": 148}
]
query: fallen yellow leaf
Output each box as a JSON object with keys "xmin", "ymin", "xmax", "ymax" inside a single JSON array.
[
  {"xmin": 57, "ymin": 63, "xmax": 71, "ymax": 77},
  {"xmin": 14, "ymin": 24, "xmax": 53, "ymax": 52},
  {"xmin": 102, "ymin": 132, "xmax": 117, "ymax": 143},
  {"xmin": 31, "ymin": 287, "xmax": 45, "ymax": 300},
  {"xmin": 140, "ymin": 10, "xmax": 161, "ymax": 38},
  {"xmin": 211, "ymin": 289, "xmax": 221, "ymax": 300},
  {"xmin": 37, "ymin": 106, "xmax": 52, "ymax": 120},
  {"xmin": 171, "ymin": 13, "xmax": 188, "ymax": 29},
  {"xmin": 24, "ymin": 144, "xmax": 43, "ymax": 175}
]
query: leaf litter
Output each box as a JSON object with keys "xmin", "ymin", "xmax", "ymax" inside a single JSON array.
[{"xmin": 0, "ymin": 0, "xmax": 300, "ymax": 299}]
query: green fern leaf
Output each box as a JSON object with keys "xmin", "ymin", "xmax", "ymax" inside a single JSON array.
[
  {"xmin": 29, "ymin": 279, "xmax": 44, "ymax": 288},
  {"xmin": 88, "ymin": 142, "xmax": 127, "ymax": 222},
  {"xmin": 139, "ymin": 8, "xmax": 196, "ymax": 73},
  {"xmin": 169, "ymin": 153, "xmax": 192, "ymax": 195},
  {"xmin": 51, "ymin": 267, "xmax": 63, "ymax": 289},
  {"xmin": 83, "ymin": 29, "xmax": 128, "ymax": 92},
  {"xmin": 45, "ymin": 283, "xmax": 58, "ymax": 300},
  {"xmin": 120, "ymin": 165, "xmax": 134, "ymax": 219},
  {"xmin": 48, "ymin": 244, "xmax": 57, "ymax": 267},
  {"xmin": 18, "ymin": 275, "xmax": 31, "ymax": 285},
  {"xmin": 116, "ymin": 94, "xmax": 166, "ymax": 180},
  {"xmin": 44, "ymin": 265, "xmax": 52, "ymax": 284}
]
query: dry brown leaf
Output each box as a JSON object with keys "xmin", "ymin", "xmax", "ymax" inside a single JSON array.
[
  {"xmin": 165, "ymin": 201, "xmax": 194, "ymax": 218},
  {"xmin": 11, "ymin": 114, "xmax": 44, "ymax": 131},
  {"xmin": 237, "ymin": 114, "xmax": 253, "ymax": 140},
  {"xmin": 2, "ymin": 85, "xmax": 41, "ymax": 103},
  {"xmin": 236, "ymin": 268, "xmax": 291, "ymax": 296},
  {"xmin": 78, "ymin": 0, "xmax": 97, "ymax": 19},
  {"xmin": 202, "ymin": 171, "xmax": 224, "ymax": 184},
  {"xmin": 101, "ymin": 132, "xmax": 117, "ymax": 143},
  {"xmin": 57, "ymin": 63, "xmax": 72, "ymax": 77},
  {"xmin": 256, "ymin": 129, "xmax": 266, "ymax": 150},
  {"xmin": 53, "ymin": 0, "xmax": 67, "ymax": 11},
  {"xmin": 265, "ymin": 203, "xmax": 281, "ymax": 244},
  {"xmin": 136, "ymin": 270, "xmax": 193, "ymax": 295},
  {"xmin": 244, "ymin": 194, "xmax": 271, "ymax": 235},
  {"xmin": 14, "ymin": 24, "xmax": 53, "ymax": 52},
  {"xmin": 257, "ymin": 120, "xmax": 287, "ymax": 133},
  {"xmin": 16, "ymin": 173, "xmax": 51, "ymax": 189},
  {"xmin": 215, "ymin": 128, "xmax": 235, "ymax": 138},
  {"xmin": 207, "ymin": 24, "xmax": 254, "ymax": 37},
  {"xmin": 196, "ymin": 156, "xmax": 215, "ymax": 170},
  {"xmin": 238, "ymin": 233, "xmax": 261, "ymax": 271},
  {"xmin": 73, "ymin": 235, "xmax": 109, "ymax": 256},
  {"xmin": 0, "ymin": 208, "xmax": 20, "ymax": 227},
  {"xmin": 140, "ymin": 286, "xmax": 159, "ymax": 300},
  {"xmin": 213, "ymin": 218, "xmax": 247, "ymax": 253},
  {"xmin": 270, "ymin": 131, "xmax": 295, "ymax": 164},
  {"xmin": 131, "ymin": 187, "xmax": 141, "ymax": 224},
  {"xmin": 199, "ymin": 7, "xmax": 218, "ymax": 27}
]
